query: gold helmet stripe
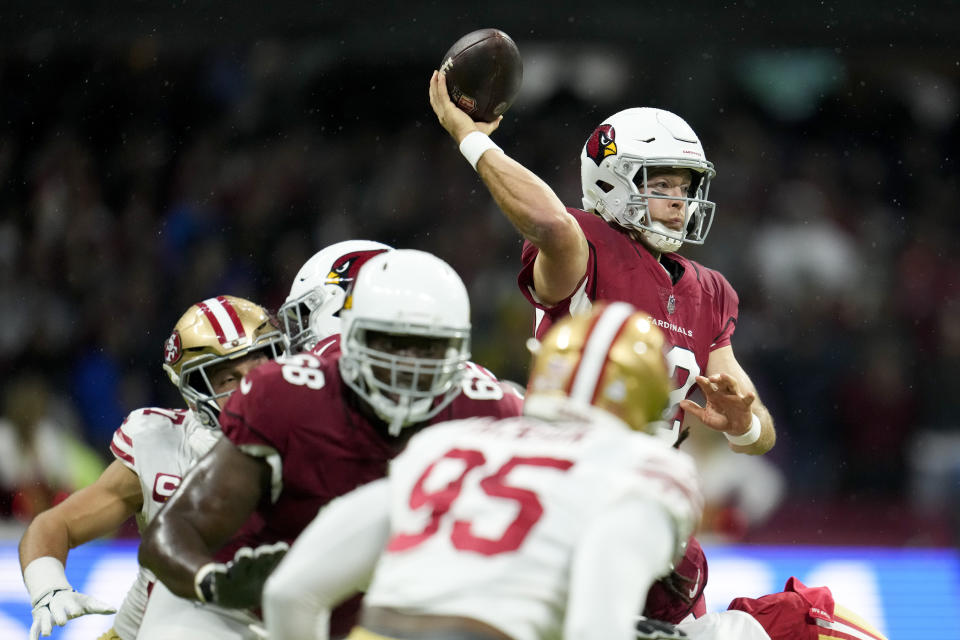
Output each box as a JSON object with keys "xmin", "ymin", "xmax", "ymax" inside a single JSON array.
[
  {"xmin": 569, "ymin": 302, "xmax": 636, "ymax": 404},
  {"xmin": 198, "ymin": 296, "xmax": 247, "ymax": 345}
]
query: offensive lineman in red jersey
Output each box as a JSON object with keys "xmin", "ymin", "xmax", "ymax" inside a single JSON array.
[
  {"xmin": 138, "ymin": 249, "xmax": 523, "ymax": 639},
  {"xmin": 429, "ymin": 72, "xmax": 774, "ymax": 625}
]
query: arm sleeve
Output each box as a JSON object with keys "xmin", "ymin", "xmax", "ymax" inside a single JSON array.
[
  {"xmin": 110, "ymin": 408, "xmax": 164, "ymax": 472},
  {"xmin": 263, "ymin": 478, "xmax": 391, "ymax": 640},
  {"xmin": 218, "ymin": 384, "xmax": 287, "ymax": 502},
  {"xmin": 110, "ymin": 422, "xmax": 136, "ymax": 471},
  {"xmin": 109, "ymin": 407, "xmax": 189, "ymax": 471},
  {"xmin": 219, "ymin": 383, "xmax": 281, "ymax": 451},
  {"xmin": 518, "ymin": 238, "xmax": 595, "ymax": 340},
  {"xmin": 218, "ymin": 363, "xmax": 298, "ymax": 453},
  {"xmin": 517, "ymin": 233, "xmax": 596, "ymax": 314},
  {"xmin": 517, "ymin": 239, "xmax": 546, "ymax": 304},
  {"xmin": 565, "ymin": 499, "xmax": 676, "ymax": 640},
  {"xmin": 710, "ymin": 272, "xmax": 740, "ymax": 350}
]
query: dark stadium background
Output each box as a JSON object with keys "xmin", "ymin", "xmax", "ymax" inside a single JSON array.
[{"xmin": 1, "ymin": 0, "xmax": 957, "ymax": 550}]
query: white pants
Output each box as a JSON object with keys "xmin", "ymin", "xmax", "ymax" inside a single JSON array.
[
  {"xmin": 678, "ymin": 610, "xmax": 772, "ymax": 640},
  {"xmin": 138, "ymin": 582, "xmax": 263, "ymax": 640}
]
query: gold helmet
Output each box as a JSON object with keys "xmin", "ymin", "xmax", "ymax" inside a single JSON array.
[
  {"xmin": 525, "ymin": 301, "xmax": 670, "ymax": 433},
  {"xmin": 162, "ymin": 295, "xmax": 283, "ymax": 427}
]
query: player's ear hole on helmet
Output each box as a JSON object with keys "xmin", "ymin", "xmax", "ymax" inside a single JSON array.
[{"xmin": 596, "ymin": 180, "xmax": 615, "ymax": 193}]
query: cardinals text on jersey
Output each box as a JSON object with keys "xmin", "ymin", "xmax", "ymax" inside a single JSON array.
[{"xmin": 518, "ymin": 208, "xmax": 738, "ymax": 441}]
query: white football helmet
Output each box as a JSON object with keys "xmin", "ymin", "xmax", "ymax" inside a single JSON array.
[
  {"xmin": 338, "ymin": 249, "xmax": 471, "ymax": 435},
  {"xmin": 280, "ymin": 240, "xmax": 391, "ymax": 353},
  {"xmin": 580, "ymin": 107, "xmax": 717, "ymax": 253}
]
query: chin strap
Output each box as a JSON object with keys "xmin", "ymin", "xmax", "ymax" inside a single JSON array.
[
  {"xmin": 387, "ymin": 396, "xmax": 411, "ymax": 437},
  {"xmin": 641, "ymin": 222, "xmax": 683, "ymax": 253}
]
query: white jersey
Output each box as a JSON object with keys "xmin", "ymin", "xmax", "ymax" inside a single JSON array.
[
  {"xmin": 108, "ymin": 407, "xmax": 220, "ymax": 640},
  {"xmin": 364, "ymin": 412, "xmax": 702, "ymax": 640}
]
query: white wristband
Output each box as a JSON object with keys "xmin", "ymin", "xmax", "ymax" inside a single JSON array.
[
  {"xmin": 459, "ymin": 131, "xmax": 501, "ymax": 171},
  {"xmin": 23, "ymin": 557, "xmax": 72, "ymax": 604},
  {"xmin": 725, "ymin": 412, "xmax": 762, "ymax": 446}
]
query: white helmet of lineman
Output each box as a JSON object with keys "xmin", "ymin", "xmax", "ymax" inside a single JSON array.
[
  {"xmin": 339, "ymin": 249, "xmax": 471, "ymax": 435},
  {"xmin": 580, "ymin": 107, "xmax": 717, "ymax": 253},
  {"xmin": 279, "ymin": 240, "xmax": 392, "ymax": 353}
]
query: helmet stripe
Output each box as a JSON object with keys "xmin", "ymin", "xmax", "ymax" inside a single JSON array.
[
  {"xmin": 216, "ymin": 295, "xmax": 247, "ymax": 340},
  {"xmin": 110, "ymin": 440, "xmax": 134, "ymax": 465},
  {"xmin": 569, "ymin": 302, "xmax": 635, "ymax": 404},
  {"xmin": 198, "ymin": 297, "xmax": 245, "ymax": 345},
  {"xmin": 589, "ymin": 317, "xmax": 632, "ymax": 408},
  {"xmin": 197, "ymin": 300, "xmax": 226, "ymax": 343},
  {"xmin": 563, "ymin": 308, "xmax": 606, "ymax": 397}
]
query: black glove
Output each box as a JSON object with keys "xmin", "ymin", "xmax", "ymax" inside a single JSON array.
[
  {"xmin": 635, "ymin": 616, "xmax": 688, "ymax": 640},
  {"xmin": 194, "ymin": 541, "xmax": 289, "ymax": 609}
]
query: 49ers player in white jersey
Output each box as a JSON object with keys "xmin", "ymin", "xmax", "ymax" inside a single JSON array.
[
  {"xmin": 18, "ymin": 295, "xmax": 282, "ymax": 640},
  {"xmin": 263, "ymin": 302, "xmax": 704, "ymax": 640}
]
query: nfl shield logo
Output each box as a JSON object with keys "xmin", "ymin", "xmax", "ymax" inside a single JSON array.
[{"xmin": 667, "ymin": 294, "xmax": 676, "ymax": 315}]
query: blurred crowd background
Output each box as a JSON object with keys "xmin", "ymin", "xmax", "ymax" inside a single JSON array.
[{"xmin": 1, "ymin": 2, "xmax": 957, "ymax": 545}]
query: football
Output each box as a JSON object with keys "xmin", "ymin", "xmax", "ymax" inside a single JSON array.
[{"xmin": 440, "ymin": 28, "xmax": 523, "ymax": 122}]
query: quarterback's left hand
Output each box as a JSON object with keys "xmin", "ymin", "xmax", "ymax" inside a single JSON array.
[
  {"xmin": 194, "ymin": 541, "xmax": 289, "ymax": 609},
  {"xmin": 679, "ymin": 373, "xmax": 754, "ymax": 437}
]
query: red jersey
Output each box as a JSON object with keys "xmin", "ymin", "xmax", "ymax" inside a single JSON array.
[
  {"xmin": 217, "ymin": 353, "xmax": 523, "ymax": 634},
  {"xmin": 728, "ymin": 577, "xmax": 888, "ymax": 640},
  {"xmin": 220, "ymin": 355, "xmax": 523, "ymax": 547},
  {"xmin": 518, "ymin": 208, "xmax": 735, "ymax": 626},
  {"xmin": 519, "ymin": 208, "xmax": 739, "ymax": 440}
]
